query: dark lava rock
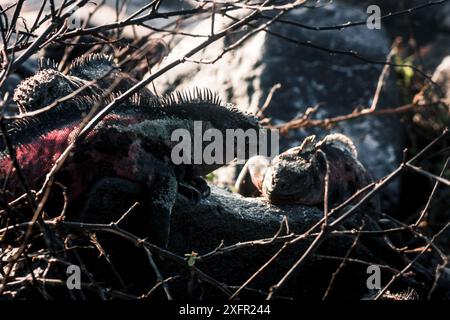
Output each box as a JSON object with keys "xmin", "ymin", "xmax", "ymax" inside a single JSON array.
[{"xmin": 2, "ymin": 184, "xmax": 440, "ymax": 299}]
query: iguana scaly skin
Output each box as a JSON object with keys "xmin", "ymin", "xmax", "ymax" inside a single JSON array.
[
  {"xmin": 68, "ymin": 53, "xmax": 155, "ymax": 100},
  {"xmin": 236, "ymin": 133, "xmax": 377, "ymax": 208},
  {"xmin": 13, "ymin": 68, "xmax": 98, "ymax": 114},
  {"xmin": 3, "ymin": 62, "xmax": 259, "ymax": 247},
  {"xmin": 13, "ymin": 53, "xmax": 154, "ymax": 114}
]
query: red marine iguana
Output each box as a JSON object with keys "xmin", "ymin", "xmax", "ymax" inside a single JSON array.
[{"xmin": 1, "ymin": 57, "xmax": 260, "ymax": 247}]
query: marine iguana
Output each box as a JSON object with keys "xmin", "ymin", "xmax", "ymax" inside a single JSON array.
[
  {"xmin": 13, "ymin": 53, "xmax": 154, "ymax": 114},
  {"xmin": 234, "ymin": 134, "xmax": 427, "ymax": 273},
  {"xmin": 235, "ymin": 133, "xmax": 377, "ymax": 208},
  {"xmin": 3, "ymin": 80, "xmax": 259, "ymax": 247}
]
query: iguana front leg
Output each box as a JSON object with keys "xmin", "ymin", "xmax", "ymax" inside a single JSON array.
[{"xmin": 144, "ymin": 172, "xmax": 178, "ymax": 248}]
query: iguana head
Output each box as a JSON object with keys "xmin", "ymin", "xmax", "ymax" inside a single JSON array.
[
  {"xmin": 261, "ymin": 140, "xmax": 325, "ymax": 205},
  {"xmin": 13, "ymin": 69, "xmax": 86, "ymax": 113},
  {"xmin": 260, "ymin": 133, "xmax": 362, "ymax": 205},
  {"xmin": 69, "ymin": 53, "xmax": 116, "ymax": 80},
  {"xmin": 68, "ymin": 52, "xmax": 155, "ymax": 99}
]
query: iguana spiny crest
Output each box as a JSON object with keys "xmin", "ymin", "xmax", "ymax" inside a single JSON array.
[
  {"xmin": 69, "ymin": 53, "xmax": 115, "ymax": 80},
  {"xmin": 68, "ymin": 52, "xmax": 155, "ymax": 100}
]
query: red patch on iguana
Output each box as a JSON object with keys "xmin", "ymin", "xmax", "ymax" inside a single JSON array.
[
  {"xmin": 1, "ymin": 114, "xmax": 149, "ymax": 201},
  {"xmin": 0, "ymin": 125, "xmax": 76, "ymax": 197}
]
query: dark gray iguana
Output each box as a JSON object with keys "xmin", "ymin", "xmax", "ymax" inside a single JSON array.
[
  {"xmin": 2, "ymin": 56, "xmax": 260, "ymax": 247},
  {"xmin": 235, "ymin": 133, "xmax": 378, "ymax": 208}
]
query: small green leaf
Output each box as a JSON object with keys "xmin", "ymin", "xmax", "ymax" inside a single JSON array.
[{"xmin": 185, "ymin": 251, "xmax": 198, "ymax": 267}]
